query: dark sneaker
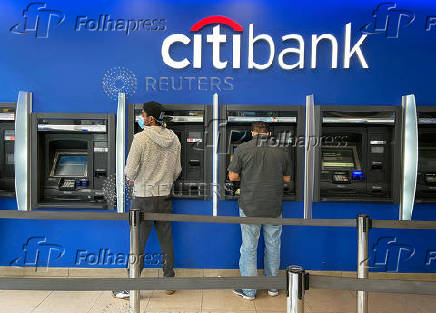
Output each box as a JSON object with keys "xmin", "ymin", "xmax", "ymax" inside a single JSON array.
[
  {"xmin": 268, "ymin": 289, "xmax": 279, "ymax": 296},
  {"xmin": 165, "ymin": 290, "xmax": 176, "ymax": 295},
  {"xmin": 112, "ymin": 290, "xmax": 130, "ymax": 300},
  {"xmin": 232, "ymin": 289, "xmax": 255, "ymax": 300}
]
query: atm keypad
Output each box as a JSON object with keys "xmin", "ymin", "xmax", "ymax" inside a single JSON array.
[
  {"xmin": 333, "ymin": 173, "xmax": 350, "ymax": 183},
  {"xmin": 59, "ymin": 179, "xmax": 76, "ymax": 191}
]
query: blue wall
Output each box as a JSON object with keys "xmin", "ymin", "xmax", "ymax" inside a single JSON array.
[{"xmin": 0, "ymin": 0, "xmax": 435, "ymax": 273}]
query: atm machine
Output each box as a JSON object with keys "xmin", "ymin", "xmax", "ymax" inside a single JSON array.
[
  {"xmin": 314, "ymin": 106, "xmax": 402, "ymax": 203},
  {"xmin": 0, "ymin": 103, "xmax": 16, "ymax": 197},
  {"xmin": 220, "ymin": 105, "xmax": 305, "ymax": 201},
  {"xmin": 416, "ymin": 107, "xmax": 436, "ymax": 202},
  {"xmin": 127, "ymin": 104, "xmax": 211, "ymax": 199},
  {"xmin": 30, "ymin": 113, "xmax": 116, "ymax": 209}
]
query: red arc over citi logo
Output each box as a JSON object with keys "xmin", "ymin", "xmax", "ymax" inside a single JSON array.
[{"xmin": 162, "ymin": 15, "xmax": 369, "ymax": 70}]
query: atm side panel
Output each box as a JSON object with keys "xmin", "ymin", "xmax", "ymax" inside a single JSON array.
[
  {"xmin": 169, "ymin": 125, "xmax": 185, "ymax": 197},
  {"xmin": 273, "ymin": 124, "xmax": 296, "ymax": 200},
  {"xmin": 366, "ymin": 126, "xmax": 392, "ymax": 200},
  {"xmin": 93, "ymin": 133, "xmax": 110, "ymax": 203},
  {"xmin": 184, "ymin": 125, "xmax": 205, "ymax": 196}
]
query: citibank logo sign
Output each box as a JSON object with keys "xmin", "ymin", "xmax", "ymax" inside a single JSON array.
[{"xmin": 162, "ymin": 15, "xmax": 369, "ymax": 70}]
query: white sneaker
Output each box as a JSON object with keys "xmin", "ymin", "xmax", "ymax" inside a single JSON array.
[
  {"xmin": 233, "ymin": 289, "xmax": 255, "ymax": 300},
  {"xmin": 112, "ymin": 290, "xmax": 130, "ymax": 300},
  {"xmin": 268, "ymin": 289, "xmax": 279, "ymax": 296}
]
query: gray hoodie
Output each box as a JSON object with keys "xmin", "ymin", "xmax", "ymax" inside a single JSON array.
[{"xmin": 125, "ymin": 126, "xmax": 181, "ymax": 197}]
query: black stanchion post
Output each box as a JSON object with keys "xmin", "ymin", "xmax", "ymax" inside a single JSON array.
[
  {"xmin": 287, "ymin": 265, "xmax": 307, "ymax": 313},
  {"xmin": 356, "ymin": 214, "xmax": 371, "ymax": 313},
  {"xmin": 129, "ymin": 209, "xmax": 141, "ymax": 313}
]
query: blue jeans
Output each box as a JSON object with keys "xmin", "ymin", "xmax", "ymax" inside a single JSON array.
[{"xmin": 239, "ymin": 208, "xmax": 282, "ymax": 297}]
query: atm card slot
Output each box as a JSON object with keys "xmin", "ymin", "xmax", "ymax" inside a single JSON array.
[
  {"xmin": 328, "ymin": 187, "xmax": 357, "ymax": 193},
  {"xmin": 371, "ymin": 161, "xmax": 383, "ymax": 169},
  {"xmin": 51, "ymin": 197, "xmax": 82, "ymax": 201},
  {"xmin": 422, "ymin": 189, "xmax": 436, "ymax": 193},
  {"xmin": 370, "ymin": 185, "xmax": 384, "ymax": 193},
  {"xmin": 189, "ymin": 160, "xmax": 201, "ymax": 166},
  {"xmin": 425, "ymin": 173, "xmax": 436, "ymax": 185},
  {"xmin": 95, "ymin": 169, "xmax": 107, "ymax": 177}
]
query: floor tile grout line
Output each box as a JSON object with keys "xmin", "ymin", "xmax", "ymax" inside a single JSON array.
[
  {"xmin": 200, "ymin": 288, "xmax": 204, "ymax": 312},
  {"xmin": 253, "ymin": 295, "xmax": 259, "ymax": 312},
  {"xmin": 86, "ymin": 290, "xmax": 104, "ymax": 313},
  {"xmin": 144, "ymin": 289, "xmax": 155, "ymax": 311},
  {"xmin": 142, "ymin": 289, "xmax": 151, "ymax": 312},
  {"xmin": 200, "ymin": 268, "xmax": 204, "ymax": 313},
  {"xmin": 29, "ymin": 290, "xmax": 53, "ymax": 313}
]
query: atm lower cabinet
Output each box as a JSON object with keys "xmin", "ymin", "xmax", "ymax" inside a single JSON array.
[
  {"xmin": 128, "ymin": 104, "xmax": 211, "ymax": 199},
  {"xmin": 220, "ymin": 105, "xmax": 305, "ymax": 201},
  {"xmin": 30, "ymin": 113, "xmax": 115, "ymax": 209},
  {"xmin": 417, "ymin": 108, "xmax": 436, "ymax": 202},
  {"xmin": 315, "ymin": 106, "xmax": 401, "ymax": 203}
]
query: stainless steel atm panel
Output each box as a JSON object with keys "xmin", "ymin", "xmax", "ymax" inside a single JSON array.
[
  {"xmin": 220, "ymin": 105, "xmax": 305, "ymax": 201},
  {"xmin": 128, "ymin": 104, "xmax": 211, "ymax": 199},
  {"xmin": 315, "ymin": 106, "xmax": 402, "ymax": 203},
  {"xmin": 31, "ymin": 113, "xmax": 116, "ymax": 209}
]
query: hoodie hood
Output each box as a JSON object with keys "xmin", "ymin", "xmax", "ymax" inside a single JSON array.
[{"xmin": 143, "ymin": 126, "xmax": 178, "ymax": 148}]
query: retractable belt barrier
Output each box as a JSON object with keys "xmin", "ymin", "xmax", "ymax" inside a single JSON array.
[
  {"xmin": 0, "ymin": 211, "xmax": 128, "ymax": 220},
  {"xmin": 0, "ymin": 276, "xmax": 435, "ymax": 295},
  {"xmin": 1, "ymin": 210, "xmax": 436, "ymax": 229},
  {"xmin": 1, "ymin": 210, "xmax": 436, "ymax": 313}
]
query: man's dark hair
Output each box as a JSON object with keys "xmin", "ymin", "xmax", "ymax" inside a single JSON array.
[
  {"xmin": 252, "ymin": 122, "xmax": 269, "ymax": 133},
  {"xmin": 143, "ymin": 101, "xmax": 163, "ymax": 120}
]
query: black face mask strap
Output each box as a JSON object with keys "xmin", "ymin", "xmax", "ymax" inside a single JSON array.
[{"xmin": 155, "ymin": 112, "xmax": 165, "ymax": 126}]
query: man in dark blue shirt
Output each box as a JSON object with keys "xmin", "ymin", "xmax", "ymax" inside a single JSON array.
[{"xmin": 228, "ymin": 122, "xmax": 291, "ymax": 300}]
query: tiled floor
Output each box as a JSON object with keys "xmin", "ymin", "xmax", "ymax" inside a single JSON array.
[
  {"xmin": 1, "ymin": 289, "xmax": 436, "ymax": 313},
  {"xmin": 0, "ymin": 268, "xmax": 435, "ymax": 313}
]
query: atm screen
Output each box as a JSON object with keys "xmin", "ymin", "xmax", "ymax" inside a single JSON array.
[
  {"xmin": 419, "ymin": 148, "xmax": 436, "ymax": 171},
  {"xmin": 230, "ymin": 130, "xmax": 252, "ymax": 144},
  {"xmin": 52, "ymin": 153, "xmax": 88, "ymax": 177},
  {"xmin": 322, "ymin": 147, "xmax": 357, "ymax": 170}
]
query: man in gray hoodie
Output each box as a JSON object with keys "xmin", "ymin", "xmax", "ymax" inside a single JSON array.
[{"xmin": 113, "ymin": 101, "xmax": 181, "ymax": 300}]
